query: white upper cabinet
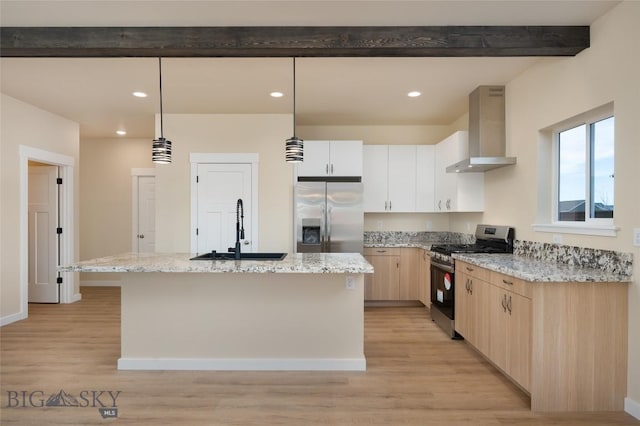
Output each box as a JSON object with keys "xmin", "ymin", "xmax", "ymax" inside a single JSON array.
[
  {"xmin": 296, "ymin": 140, "xmax": 363, "ymax": 177},
  {"xmin": 388, "ymin": 146, "xmax": 417, "ymax": 212},
  {"xmin": 364, "ymin": 145, "xmax": 425, "ymax": 213},
  {"xmin": 434, "ymin": 131, "xmax": 484, "ymax": 212},
  {"xmin": 416, "ymin": 145, "xmax": 435, "ymax": 212},
  {"xmin": 363, "ymin": 145, "xmax": 389, "ymax": 212}
]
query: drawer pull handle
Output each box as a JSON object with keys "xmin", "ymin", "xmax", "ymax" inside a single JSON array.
[
  {"xmin": 376, "ymin": 250, "xmax": 387, "ymax": 253},
  {"xmin": 466, "ymin": 266, "xmax": 474, "ymax": 272},
  {"xmin": 502, "ymin": 279, "xmax": 513, "ymax": 286}
]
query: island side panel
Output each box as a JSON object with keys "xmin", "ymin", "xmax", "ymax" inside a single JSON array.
[{"xmin": 118, "ymin": 272, "xmax": 365, "ymax": 371}]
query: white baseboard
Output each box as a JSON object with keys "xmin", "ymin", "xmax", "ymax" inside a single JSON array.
[
  {"xmin": 625, "ymin": 397, "xmax": 640, "ymax": 420},
  {"xmin": 0, "ymin": 311, "xmax": 27, "ymax": 327},
  {"xmin": 118, "ymin": 357, "xmax": 366, "ymax": 371},
  {"xmin": 71, "ymin": 292, "xmax": 82, "ymax": 302},
  {"xmin": 80, "ymin": 280, "xmax": 121, "ymax": 287}
]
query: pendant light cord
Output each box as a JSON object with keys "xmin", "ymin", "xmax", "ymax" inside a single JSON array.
[{"xmin": 159, "ymin": 57, "xmax": 164, "ymax": 140}]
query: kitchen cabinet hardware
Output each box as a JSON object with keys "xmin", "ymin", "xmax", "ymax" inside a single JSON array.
[
  {"xmin": 466, "ymin": 266, "xmax": 474, "ymax": 272},
  {"xmin": 389, "ymin": 201, "xmax": 392, "ymax": 210},
  {"xmin": 507, "ymin": 295, "xmax": 512, "ymax": 315},
  {"xmin": 325, "ymin": 164, "xmax": 329, "ymax": 174},
  {"xmin": 376, "ymin": 250, "xmax": 387, "ymax": 253},
  {"xmin": 502, "ymin": 279, "xmax": 513, "ymax": 286},
  {"xmin": 384, "ymin": 201, "xmax": 388, "ymax": 211},
  {"xmin": 501, "ymin": 293, "xmax": 507, "ymax": 312}
]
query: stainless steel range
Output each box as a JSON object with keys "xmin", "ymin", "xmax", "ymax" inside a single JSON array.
[{"xmin": 429, "ymin": 224, "xmax": 515, "ymax": 339}]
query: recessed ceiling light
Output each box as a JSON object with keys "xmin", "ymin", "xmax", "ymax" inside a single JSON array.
[
  {"xmin": 407, "ymin": 91, "xmax": 421, "ymax": 98},
  {"xmin": 132, "ymin": 91, "xmax": 148, "ymax": 98},
  {"xmin": 270, "ymin": 92, "xmax": 284, "ymax": 98},
  {"xmin": 116, "ymin": 130, "xmax": 127, "ymax": 136}
]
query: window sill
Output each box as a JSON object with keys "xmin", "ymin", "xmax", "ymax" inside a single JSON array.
[{"xmin": 532, "ymin": 223, "xmax": 619, "ymax": 237}]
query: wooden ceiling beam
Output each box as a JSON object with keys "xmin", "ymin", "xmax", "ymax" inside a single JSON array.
[{"xmin": 0, "ymin": 26, "xmax": 589, "ymax": 58}]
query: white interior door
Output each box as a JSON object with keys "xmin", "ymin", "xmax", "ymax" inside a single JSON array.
[
  {"xmin": 196, "ymin": 163, "xmax": 253, "ymax": 254},
  {"xmin": 136, "ymin": 175, "xmax": 156, "ymax": 253},
  {"xmin": 28, "ymin": 165, "xmax": 59, "ymax": 303}
]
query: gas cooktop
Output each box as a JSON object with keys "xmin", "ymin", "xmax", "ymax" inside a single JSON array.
[{"xmin": 430, "ymin": 224, "xmax": 515, "ymax": 257}]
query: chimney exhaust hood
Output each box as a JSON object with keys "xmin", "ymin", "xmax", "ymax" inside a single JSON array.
[{"xmin": 446, "ymin": 86, "xmax": 516, "ymax": 173}]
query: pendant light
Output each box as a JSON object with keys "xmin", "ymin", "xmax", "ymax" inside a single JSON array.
[
  {"xmin": 285, "ymin": 57, "xmax": 303, "ymax": 163},
  {"xmin": 152, "ymin": 57, "xmax": 172, "ymax": 164}
]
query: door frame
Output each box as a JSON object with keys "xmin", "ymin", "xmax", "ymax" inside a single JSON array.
[
  {"xmin": 189, "ymin": 153, "xmax": 259, "ymax": 254},
  {"xmin": 18, "ymin": 145, "xmax": 77, "ymax": 318},
  {"xmin": 131, "ymin": 168, "xmax": 156, "ymax": 252}
]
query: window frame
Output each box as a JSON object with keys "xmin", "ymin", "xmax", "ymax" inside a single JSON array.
[{"xmin": 534, "ymin": 103, "xmax": 617, "ymax": 237}]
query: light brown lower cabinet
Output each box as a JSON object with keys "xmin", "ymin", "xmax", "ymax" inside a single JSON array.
[
  {"xmin": 364, "ymin": 247, "xmax": 427, "ymax": 302},
  {"xmin": 417, "ymin": 249, "xmax": 430, "ymax": 305},
  {"xmin": 454, "ymin": 260, "xmax": 628, "ymax": 412},
  {"xmin": 399, "ymin": 248, "xmax": 420, "ymax": 300},
  {"xmin": 363, "ymin": 248, "xmax": 400, "ymax": 300}
]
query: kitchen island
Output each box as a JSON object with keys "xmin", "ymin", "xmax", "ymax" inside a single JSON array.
[{"xmin": 60, "ymin": 252, "xmax": 373, "ymax": 371}]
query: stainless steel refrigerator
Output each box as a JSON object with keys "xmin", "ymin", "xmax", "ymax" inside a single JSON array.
[{"xmin": 294, "ymin": 181, "xmax": 363, "ymax": 254}]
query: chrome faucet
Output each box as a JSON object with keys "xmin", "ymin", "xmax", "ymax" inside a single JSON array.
[{"xmin": 234, "ymin": 198, "xmax": 245, "ymax": 260}]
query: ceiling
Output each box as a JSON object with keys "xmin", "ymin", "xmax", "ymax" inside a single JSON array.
[{"xmin": 0, "ymin": 1, "xmax": 620, "ymax": 139}]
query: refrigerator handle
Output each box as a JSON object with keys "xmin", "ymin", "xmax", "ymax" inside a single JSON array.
[
  {"xmin": 326, "ymin": 206, "xmax": 332, "ymax": 251},
  {"xmin": 320, "ymin": 205, "xmax": 326, "ymax": 251}
]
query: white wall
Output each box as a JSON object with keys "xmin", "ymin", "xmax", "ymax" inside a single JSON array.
[
  {"xmin": 450, "ymin": 1, "xmax": 640, "ymax": 408},
  {"xmin": 79, "ymin": 137, "xmax": 153, "ymax": 283},
  {"xmin": 0, "ymin": 94, "xmax": 80, "ymax": 322},
  {"xmin": 155, "ymin": 114, "xmax": 293, "ymax": 253}
]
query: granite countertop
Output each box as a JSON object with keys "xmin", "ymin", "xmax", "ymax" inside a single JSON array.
[
  {"xmin": 59, "ymin": 252, "xmax": 374, "ymax": 274},
  {"xmin": 365, "ymin": 242, "xmax": 433, "ymax": 250},
  {"xmin": 453, "ymin": 253, "xmax": 632, "ymax": 283}
]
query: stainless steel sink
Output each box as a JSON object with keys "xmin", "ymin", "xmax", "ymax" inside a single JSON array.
[{"xmin": 190, "ymin": 252, "xmax": 287, "ymax": 261}]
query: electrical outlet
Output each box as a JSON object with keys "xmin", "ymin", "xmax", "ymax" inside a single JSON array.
[
  {"xmin": 634, "ymin": 228, "xmax": 640, "ymax": 247},
  {"xmin": 425, "ymin": 220, "xmax": 433, "ymax": 231},
  {"xmin": 552, "ymin": 234, "xmax": 563, "ymax": 244},
  {"xmin": 376, "ymin": 220, "xmax": 384, "ymax": 230},
  {"xmin": 345, "ymin": 276, "xmax": 356, "ymax": 290}
]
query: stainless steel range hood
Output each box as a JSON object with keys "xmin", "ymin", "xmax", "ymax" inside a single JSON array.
[{"xmin": 446, "ymin": 86, "xmax": 516, "ymax": 173}]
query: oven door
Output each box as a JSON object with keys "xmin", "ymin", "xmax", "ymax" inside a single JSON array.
[{"xmin": 430, "ymin": 259, "xmax": 455, "ymax": 320}]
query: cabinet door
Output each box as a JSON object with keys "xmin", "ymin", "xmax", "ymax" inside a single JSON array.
[
  {"xmin": 416, "ymin": 145, "xmax": 435, "ymax": 212},
  {"xmin": 296, "ymin": 141, "xmax": 330, "ymax": 177},
  {"xmin": 363, "ymin": 145, "xmax": 389, "ymax": 212},
  {"xmin": 330, "ymin": 141, "xmax": 362, "ymax": 177},
  {"xmin": 364, "ymin": 254, "xmax": 400, "ymax": 300},
  {"xmin": 455, "ymin": 271, "xmax": 471, "ymax": 339},
  {"xmin": 472, "ymin": 278, "xmax": 491, "ymax": 356},
  {"xmin": 388, "ymin": 145, "xmax": 417, "ymax": 212},
  {"xmin": 488, "ymin": 283, "xmax": 508, "ymax": 372},
  {"xmin": 418, "ymin": 250, "xmax": 430, "ymax": 305},
  {"xmin": 399, "ymin": 248, "xmax": 420, "ymax": 300},
  {"xmin": 434, "ymin": 136, "xmax": 456, "ymax": 211},
  {"xmin": 506, "ymin": 292, "xmax": 532, "ymax": 391}
]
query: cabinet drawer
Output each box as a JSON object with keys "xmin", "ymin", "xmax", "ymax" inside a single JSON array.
[
  {"xmin": 456, "ymin": 261, "xmax": 490, "ymax": 282},
  {"xmin": 491, "ymin": 271, "xmax": 532, "ymax": 299},
  {"xmin": 364, "ymin": 247, "xmax": 402, "ymax": 256}
]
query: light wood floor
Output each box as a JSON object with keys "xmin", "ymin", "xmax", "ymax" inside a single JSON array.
[{"xmin": 1, "ymin": 287, "xmax": 637, "ymax": 426}]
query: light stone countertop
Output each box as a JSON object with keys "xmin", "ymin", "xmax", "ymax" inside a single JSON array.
[
  {"xmin": 365, "ymin": 243, "xmax": 433, "ymax": 250},
  {"xmin": 59, "ymin": 252, "xmax": 374, "ymax": 274},
  {"xmin": 453, "ymin": 253, "xmax": 632, "ymax": 283}
]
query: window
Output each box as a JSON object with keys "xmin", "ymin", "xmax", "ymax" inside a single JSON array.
[{"xmin": 556, "ymin": 112, "xmax": 614, "ymax": 224}]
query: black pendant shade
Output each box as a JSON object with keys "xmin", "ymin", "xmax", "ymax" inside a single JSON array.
[
  {"xmin": 285, "ymin": 57, "xmax": 303, "ymax": 163},
  {"xmin": 152, "ymin": 57, "xmax": 172, "ymax": 164}
]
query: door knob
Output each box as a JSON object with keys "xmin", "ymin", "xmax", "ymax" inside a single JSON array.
[
  {"xmin": 138, "ymin": 234, "xmax": 145, "ymax": 239},
  {"xmin": 243, "ymin": 240, "xmax": 250, "ymax": 245}
]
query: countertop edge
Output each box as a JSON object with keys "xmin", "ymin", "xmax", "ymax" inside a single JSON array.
[{"xmin": 452, "ymin": 253, "xmax": 632, "ymax": 283}]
